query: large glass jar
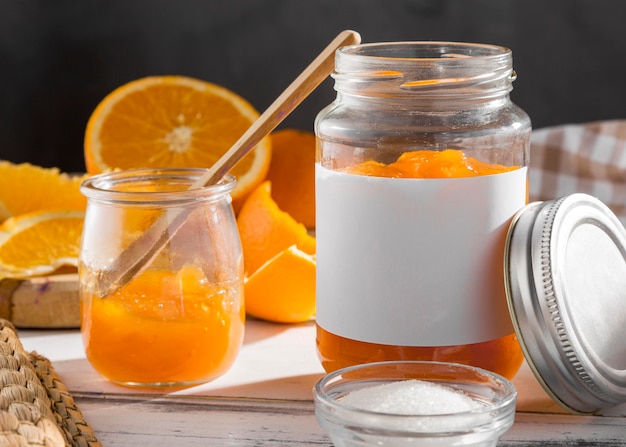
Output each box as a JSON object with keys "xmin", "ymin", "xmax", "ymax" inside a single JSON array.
[
  {"xmin": 315, "ymin": 42, "xmax": 531, "ymax": 379},
  {"xmin": 79, "ymin": 168, "xmax": 245, "ymax": 388}
]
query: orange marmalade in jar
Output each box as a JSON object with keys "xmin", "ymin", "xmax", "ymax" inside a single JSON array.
[
  {"xmin": 79, "ymin": 169, "xmax": 244, "ymax": 388},
  {"xmin": 315, "ymin": 42, "xmax": 530, "ymax": 379}
]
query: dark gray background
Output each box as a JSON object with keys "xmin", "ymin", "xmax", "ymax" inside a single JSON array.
[{"xmin": 1, "ymin": 0, "xmax": 625, "ymax": 173}]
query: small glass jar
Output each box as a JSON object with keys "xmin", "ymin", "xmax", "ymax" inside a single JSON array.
[
  {"xmin": 315, "ymin": 42, "xmax": 531, "ymax": 379},
  {"xmin": 79, "ymin": 168, "xmax": 245, "ymax": 388}
]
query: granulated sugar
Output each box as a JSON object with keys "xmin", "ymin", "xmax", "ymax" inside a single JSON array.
[{"xmin": 340, "ymin": 379, "xmax": 482, "ymax": 415}]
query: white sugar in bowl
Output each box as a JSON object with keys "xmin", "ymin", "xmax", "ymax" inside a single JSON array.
[{"xmin": 313, "ymin": 361, "xmax": 517, "ymax": 447}]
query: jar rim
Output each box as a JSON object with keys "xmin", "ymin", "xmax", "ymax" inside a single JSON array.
[
  {"xmin": 337, "ymin": 41, "xmax": 511, "ymax": 62},
  {"xmin": 80, "ymin": 168, "xmax": 236, "ymax": 203}
]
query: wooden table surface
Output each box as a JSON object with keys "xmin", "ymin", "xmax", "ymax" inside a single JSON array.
[{"xmin": 18, "ymin": 320, "xmax": 626, "ymax": 446}]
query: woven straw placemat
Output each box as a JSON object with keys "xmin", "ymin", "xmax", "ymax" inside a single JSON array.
[{"xmin": 0, "ymin": 319, "xmax": 101, "ymax": 447}]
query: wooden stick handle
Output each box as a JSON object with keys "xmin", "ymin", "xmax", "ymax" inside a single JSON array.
[{"xmin": 192, "ymin": 30, "xmax": 361, "ymax": 188}]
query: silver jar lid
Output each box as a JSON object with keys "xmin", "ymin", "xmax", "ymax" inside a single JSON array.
[{"xmin": 504, "ymin": 193, "xmax": 626, "ymax": 414}]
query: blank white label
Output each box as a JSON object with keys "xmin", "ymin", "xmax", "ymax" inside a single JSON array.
[{"xmin": 316, "ymin": 165, "xmax": 527, "ymax": 346}]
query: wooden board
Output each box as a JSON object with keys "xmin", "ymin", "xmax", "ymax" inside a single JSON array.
[{"xmin": 0, "ymin": 274, "xmax": 79, "ymax": 328}]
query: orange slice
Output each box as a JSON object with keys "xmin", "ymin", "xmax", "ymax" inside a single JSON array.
[
  {"xmin": 244, "ymin": 245, "xmax": 316, "ymax": 323},
  {"xmin": 83, "ymin": 75, "xmax": 272, "ymax": 209},
  {"xmin": 0, "ymin": 161, "xmax": 87, "ymax": 223},
  {"xmin": 266, "ymin": 129, "xmax": 316, "ymax": 229},
  {"xmin": 0, "ymin": 210, "xmax": 84, "ymax": 278},
  {"xmin": 236, "ymin": 180, "xmax": 315, "ymax": 276}
]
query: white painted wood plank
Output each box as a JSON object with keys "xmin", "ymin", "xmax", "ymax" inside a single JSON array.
[
  {"xmin": 75, "ymin": 394, "xmax": 330, "ymax": 446},
  {"xmin": 502, "ymin": 413, "xmax": 626, "ymax": 446},
  {"xmin": 72, "ymin": 393, "xmax": 626, "ymax": 446}
]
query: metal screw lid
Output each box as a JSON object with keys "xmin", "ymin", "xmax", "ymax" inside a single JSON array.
[{"xmin": 504, "ymin": 193, "xmax": 626, "ymax": 414}]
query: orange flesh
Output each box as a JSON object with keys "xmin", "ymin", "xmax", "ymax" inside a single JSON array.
[
  {"xmin": 317, "ymin": 149, "xmax": 525, "ymax": 379},
  {"xmin": 81, "ymin": 267, "xmax": 244, "ymax": 386}
]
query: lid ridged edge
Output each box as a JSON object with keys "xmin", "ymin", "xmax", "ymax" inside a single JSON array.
[{"xmin": 505, "ymin": 194, "xmax": 626, "ymax": 414}]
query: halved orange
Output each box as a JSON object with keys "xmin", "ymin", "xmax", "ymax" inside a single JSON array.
[
  {"xmin": 0, "ymin": 210, "xmax": 84, "ymax": 278},
  {"xmin": 237, "ymin": 180, "xmax": 315, "ymax": 276},
  {"xmin": 84, "ymin": 75, "xmax": 272, "ymax": 209},
  {"xmin": 0, "ymin": 161, "xmax": 87, "ymax": 223},
  {"xmin": 244, "ymin": 245, "xmax": 316, "ymax": 323}
]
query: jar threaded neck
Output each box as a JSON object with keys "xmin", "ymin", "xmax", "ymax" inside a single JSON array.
[{"xmin": 333, "ymin": 42, "xmax": 515, "ymax": 102}]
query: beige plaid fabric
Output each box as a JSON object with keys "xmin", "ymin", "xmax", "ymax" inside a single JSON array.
[{"xmin": 529, "ymin": 120, "xmax": 626, "ymax": 226}]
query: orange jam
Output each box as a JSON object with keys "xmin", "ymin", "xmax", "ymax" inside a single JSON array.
[
  {"xmin": 317, "ymin": 149, "xmax": 525, "ymax": 379},
  {"xmin": 81, "ymin": 265, "xmax": 245, "ymax": 387},
  {"xmin": 341, "ymin": 149, "xmax": 518, "ymax": 178}
]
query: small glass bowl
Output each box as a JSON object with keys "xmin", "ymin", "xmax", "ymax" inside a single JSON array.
[{"xmin": 313, "ymin": 361, "xmax": 517, "ymax": 447}]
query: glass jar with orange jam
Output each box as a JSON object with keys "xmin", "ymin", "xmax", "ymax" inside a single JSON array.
[
  {"xmin": 315, "ymin": 42, "xmax": 531, "ymax": 379},
  {"xmin": 79, "ymin": 168, "xmax": 244, "ymax": 388}
]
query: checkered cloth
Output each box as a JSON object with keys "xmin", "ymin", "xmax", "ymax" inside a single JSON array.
[{"xmin": 529, "ymin": 120, "xmax": 626, "ymax": 226}]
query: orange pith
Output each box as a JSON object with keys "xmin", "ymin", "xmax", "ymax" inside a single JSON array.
[
  {"xmin": 84, "ymin": 75, "xmax": 271, "ymax": 208},
  {"xmin": 0, "ymin": 161, "xmax": 87, "ymax": 223},
  {"xmin": 236, "ymin": 180, "xmax": 315, "ymax": 276},
  {"xmin": 266, "ymin": 129, "xmax": 316, "ymax": 228}
]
